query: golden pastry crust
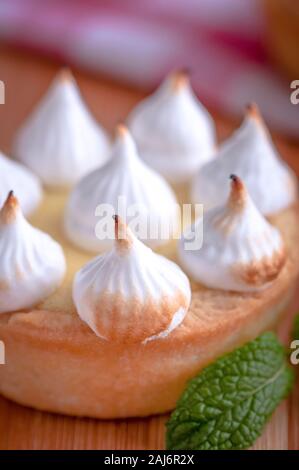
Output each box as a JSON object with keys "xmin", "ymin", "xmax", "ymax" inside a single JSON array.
[{"xmin": 0, "ymin": 196, "xmax": 298, "ymax": 418}]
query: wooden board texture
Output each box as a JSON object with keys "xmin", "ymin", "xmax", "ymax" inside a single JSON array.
[{"xmin": 0, "ymin": 46, "xmax": 298, "ymax": 450}]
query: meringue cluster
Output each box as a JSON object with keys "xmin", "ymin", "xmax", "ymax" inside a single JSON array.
[
  {"xmin": 64, "ymin": 124, "xmax": 178, "ymax": 252},
  {"xmin": 128, "ymin": 70, "xmax": 216, "ymax": 183},
  {"xmin": 180, "ymin": 175, "xmax": 286, "ymax": 292},
  {"xmin": 0, "ymin": 192, "xmax": 66, "ymax": 313},
  {"xmin": 73, "ymin": 215, "xmax": 191, "ymax": 342},
  {"xmin": 0, "ymin": 68, "xmax": 296, "ymax": 344},
  {"xmin": 14, "ymin": 69, "xmax": 109, "ymax": 188},
  {"xmin": 191, "ymin": 104, "xmax": 297, "ymax": 215}
]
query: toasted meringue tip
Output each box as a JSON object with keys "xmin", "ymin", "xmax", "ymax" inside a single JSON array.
[
  {"xmin": 171, "ymin": 68, "xmax": 190, "ymax": 91},
  {"xmin": 230, "ymin": 173, "xmax": 243, "ymax": 187},
  {"xmin": 4, "ymin": 190, "xmax": 19, "ymax": 208},
  {"xmin": 245, "ymin": 102, "xmax": 264, "ymax": 123},
  {"xmin": 115, "ymin": 123, "xmax": 129, "ymax": 139},
  {"xmin": 113, "ymin": 214, "xmax": 133, "ymax": 249},
  {"xmin": 229, "ymin": 175, "xmax": 247, "ymax": 209},
  {"xmin": 58, "ymin": 66, "xmax": 74, "ymax": 83},
  {"xmin": 113, "ymin": 213, "xmax": 126, "ymax": 238},
  {"xmin": 230, "ymin": 173, "xmax": 238, "ymax": 182},
  {"xmin": 1, "ymin": 190, "xmax": 20, "ymax": 223}
]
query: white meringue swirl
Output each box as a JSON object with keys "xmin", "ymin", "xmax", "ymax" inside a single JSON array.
[
  {"xmin": 73, "ymin": 215, "xmax": 191, "ymax": 342},
  {"xmin": 64, "ymin": 125, "xmax": 178, "ymax": 252},
  {"xmin": 191, "ymin": 104, "xmax": 297, "ymax": 215},
  {"xmin": 13, "ymin": 69, "xmax": 110, "ymax": 188},
  {"xmin": 0, "ymin": 192, "xmax": 66, "ymax": 313},
  {"xmin": 179, "ymin": 175, "xmax": 286, "ymax": 292},
  {"xmin": 128, "ymin": 70, "xmax": 216, "ymax": 183}
]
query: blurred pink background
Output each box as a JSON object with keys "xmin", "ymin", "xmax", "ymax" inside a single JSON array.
[{"xmin": 0, "ymin": 0, "xmax": 298, "ymax": 136}]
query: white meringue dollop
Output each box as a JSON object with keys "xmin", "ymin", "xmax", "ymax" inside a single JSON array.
[
  {"xmin": 73, "ymin": 215, "xmax": 191, "ymax": 342},
  {"xmin": 191, "ymin": 104, "xmax": 297, "ymax": 215},
  {"xmin": 64, "ymin": 125, "xmax": 178, "ymax": 252},
  {"xmin": 13, "ymin": 69, "xmax": 110, "ymax": 188},
  {"xmin": 179, "ymin": 175, "xmax": 286, "ymax": 292},
  {"xmin": 0, "ymin": 150, "xmax": 41, "ymax": 215},
  {"xmin": 0, "ymin": 192, "xmax": 66, "ymax": 314},
  {"xmin": 128, "ymin": 70, "xmax": 216, "ymax": 183}
]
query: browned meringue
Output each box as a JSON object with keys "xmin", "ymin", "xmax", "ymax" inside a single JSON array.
[
  {"xmin": 72, "ymin": 216, "xmax": 191, "ymax": 343},
  {"xmin": 179, "ymin": 175, "xmax": 286, "ymax": 292}
]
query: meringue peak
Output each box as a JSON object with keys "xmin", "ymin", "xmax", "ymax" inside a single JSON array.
[
  {"xmin": 246, "ymin": 102, "xmax": 264, "ymax": 124},
  {"xmin": 0, "ymin": 192, "xmax": 66, "ymax": 314},
  {"xmin": 14, "ymin": 69, "xmax": 110, "ymax": 188},
  {"xmin": 180, "ymin": 176, "xmax": 286, "ymax": 292},
  {"xmin": 64, "ymin": 126, "xmax": 178, "ymax": 251},
  {"xmin": 171, "ymin": 69, "xmax": 190, "ymax": 92},
  {"xmin": 191, "ymin": 104, "xmax": 297, "ymax": 215},
  {"xmin": 0, "ymin": 191, "xmax": 19, "ymax": 224},
  {"xmin": 229, "ymin": 174, "xmax": 247, "ymax": 211},
  {"xmin": 73, "ymin": 224, "xmax": 191, "ymax": 342},
  {"xmin": 112, "ymin": 125, "xmax": 137, "ymax": 161},
  {"xmin": 113, "ymin": 215, "xmax": 134, "ymax": 252},
  {"xmin": 128, "ymin": 70, "xmax": 216, "ymax": 183},
  {"xmin": 49, "ymin": 69, "xmax": 78, "ymax": 102},
  {"xmin": 245, "ymin": 103, "xmax": 268, "ymax": 135},
  {"xmin": 57, "ymin": 66, "xmax": 74, "ymax": 83},
  {"xmin": 115, "ymin": 123, "xmax": 129, "ymax": 139}
]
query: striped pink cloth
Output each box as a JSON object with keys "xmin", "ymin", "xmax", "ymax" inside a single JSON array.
[{"xmin": 0, "ymin": 0, "xmax": 298, "ymax": 137}]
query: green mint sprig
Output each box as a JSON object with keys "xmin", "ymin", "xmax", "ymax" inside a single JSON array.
[{"xmin": 166, "ymin": 332, "xmax": 294, "ymax": 450}]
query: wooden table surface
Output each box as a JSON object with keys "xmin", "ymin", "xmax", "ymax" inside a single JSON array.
[{"xmin": 0, "ymin": 46, "xmax": 298, "ymax": 450}]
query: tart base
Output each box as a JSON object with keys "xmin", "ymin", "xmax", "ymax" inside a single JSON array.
[
  {"xmin": 0, "ymin": 288, "xmax": 294, "ymax": 418},
  {"xmin": 0, "ymin": 192, "xmax": 299, "ymax": 418}
]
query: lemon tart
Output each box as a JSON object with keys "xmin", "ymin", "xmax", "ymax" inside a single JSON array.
[{"xmin": 0, "ymin": 185, "xmax": 298, "ymax": 418}]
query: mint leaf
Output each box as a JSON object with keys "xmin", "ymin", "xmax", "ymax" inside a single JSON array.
[
  {"xmin": 293, "ymin": 315, "xmax": 299, "ymax": 341},
  {"xmin": 166, "ymin": 332, "xmax": 294, "ymax": 450}
]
